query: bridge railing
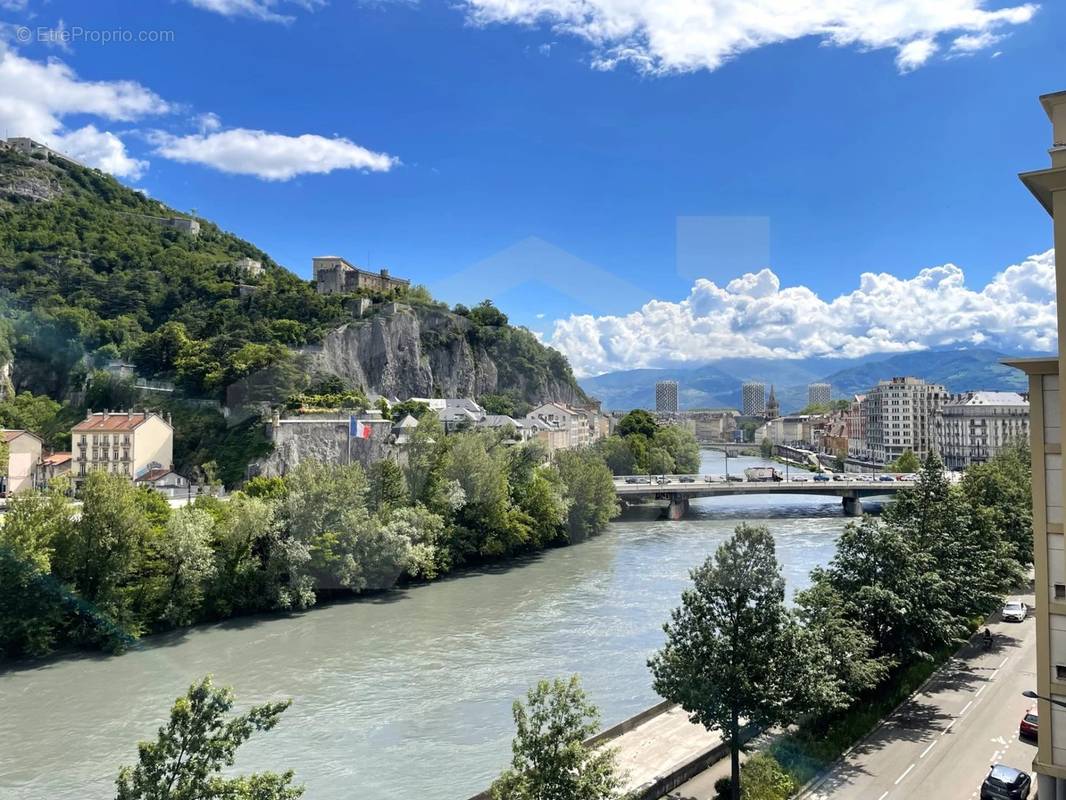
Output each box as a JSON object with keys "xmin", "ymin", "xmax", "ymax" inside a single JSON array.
[{"xmin": 612, "ymin": 473, "xmax": 916, "ymax": 485}]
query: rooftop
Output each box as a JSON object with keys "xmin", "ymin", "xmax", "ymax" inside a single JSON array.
[{"xmin": 73, "ymin": 411, "xmax": 168, "ymax": 432}]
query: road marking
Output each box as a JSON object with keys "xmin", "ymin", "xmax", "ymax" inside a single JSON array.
[
  {"xmin": 895, "ymin": 764, "xmax": 915, "ymax": 785},
  {"xmin": 877, "ymin": 792, "xmax": 888, "ymax": 800},
  {"xmin": 975, "ymin": 685, "xmax": 985, "ymax": 697},
  {"xmin": 999, "ymin": 657, "xmax": 1009, "ymax": 668},
  {"xmin": 960, "ymin": 700, "xmax": 973, "ymax": 716},
  {"xmin": 920, "ymin": 740, "xmax": 937, "ymax": 758},
  {"xmin": 942, "ymin": 719, "xmax": 956, "ymax": 735},
  {"xmin": 992, "ymin": 736, "xmax": 1007, "ymax": 745},
  {"xmin": 991, "ymin": 668, "xmax": 999, "ymax": 679}
]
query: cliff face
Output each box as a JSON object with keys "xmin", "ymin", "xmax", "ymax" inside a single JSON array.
[{"xmin": 305, "ymin": 304, "xmax": 584, "ymax": 405}]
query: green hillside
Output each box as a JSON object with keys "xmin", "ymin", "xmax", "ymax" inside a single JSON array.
[{"xmin": 0, "ymin": 147, "xmax": 583, "ymax": 483}]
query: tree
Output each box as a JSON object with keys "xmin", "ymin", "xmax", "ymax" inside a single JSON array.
[
  {"xmin": 617, "ymin": 409, "xmax": 658, "ymax": 439},
  {"xmin": 759, "ymin": 437, "xmax": 774, "ymax": 459},
  {"xmin": 595, "ymin": 436, "xmax": 637, "ymax": 476},
  {"xmin": 646, "ymin": 446, "xmax": 675, "ymax": 475},
  {"xmin": 490, "ymin": 675, "xmax": 623, "ymax": 800},
  {"xmin": 962, "ymin": 441, "xmax": 1032, "ymax": 569},
  {"xmin": 887, "ymin": 449, "xmax": 920, "ymax": 473},
  {"xmin": 207, "ymin": 494, "xmax": 278, "ymax": 616},
  {"xmin": 652, "ymin": 424, "xmax": 700, "ymax": 474},
  {"xmin": 367, "ymin": 459, "xmax": 408, "ymax": 514},
  {"xmin": 553, "ymin": 449, "xmax": 619, "ymax": 541},
  {"xmin": 115, "ymin": 675, "xmax": 303, "ymax": 800},
  {"xmin": 157, "ymin": 507, "xmax": 216, "ymax": 626},
  {"xmin": 0, "ymin": 481, "xmax": 72, "ymax": 572},
  {"xmin": 649, "ymin": 525, "xmax": 817, "ymax": 800},
  {"xmin": 389, "ymin": 399, "xmax": 431, "ymax": 422}
]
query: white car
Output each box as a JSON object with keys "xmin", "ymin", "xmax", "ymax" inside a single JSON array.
[{"xmin": 1002, "ymin": 601, "xmax": 1028, "ymax": 623}]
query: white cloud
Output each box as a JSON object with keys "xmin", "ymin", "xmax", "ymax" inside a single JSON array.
[
  {"xmin": 184, "ymin": 0, "xmax": 324, "ymax": 23},
  {"xmin": 950, "ymin": 31, "xmax": 1003, "ymax": 53},
  {"xmin": 0, "ymin": 44, "xmax": 168, "ymax": 177},
  {"xmin": 460, "ymin": 0, "xmax": 1038, "ymax": 74},
  {"xmin": 548, "ymin": 251, "xmax": 1057, "ymax": 376},
  {"xmin": 149, "ymin": 128, "xmax": 400, "ymax": 180}
]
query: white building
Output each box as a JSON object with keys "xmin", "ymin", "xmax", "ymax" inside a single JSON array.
[
  {"xmin": 741, "ymin": 382, "xmax": 766, "ymax": 416},
  {"xmin": 655, "ymin": 380, "xmax": 679, "ymax": 414},
  {"xmin": 935, "ymin": 391, "xmax": 1029, "ymax": 470},
  {"xmin": 864, "ymin": 377, "xmax": 948, "ymax": 465},
  {"xmin": 808, "ymin": 383, "xmax": 832, "ymax": 407},
  {"xmin": 526, "ymin": 402, "xmax": 593, "ymax": 450},
  {"xmin": 71, "ymin": 411, "xmax": 174, "ymax": 485}
]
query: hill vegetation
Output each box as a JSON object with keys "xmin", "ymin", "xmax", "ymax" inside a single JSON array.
[{"xmin": 0, "ymin": 148, "xmax": 583, "ymax": 481}]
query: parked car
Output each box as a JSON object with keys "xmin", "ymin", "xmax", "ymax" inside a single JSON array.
[
  {"xmin": 1019, "ymin": 707, "xmax": 1039, "ymax": 740},
  {"xmin": 813, "ymin": 473, "xmax": 831, "ymax": 482},
  {"xmin": 980, "ymin": 764, "xmax": 1031, "ymax": 799},
  {"xmin": 878, "ymin": 474, "xmax": 896, "ymax": 482},
  {"xmin": 1002, "ymin": 601, "xmax": 1028, "ymax": 622}
]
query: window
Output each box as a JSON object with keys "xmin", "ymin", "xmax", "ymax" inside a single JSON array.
[
  {"xmin": 1057, "ymin": 664, "xmax": 1066, "ymax": 682},
  {"xmin": 1056, "ymin": 584, "xmax": 1066, "ymax": 600}
]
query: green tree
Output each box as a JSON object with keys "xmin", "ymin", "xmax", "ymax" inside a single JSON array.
[
  {"xmin": 554, "ymin": 449, "xmax": 619, "ymax": 540},
  {"xmin": 652, "ymin": 424, "xmax": 700, "ymax": 474},
  {"xmin": 207, "ymin": 493, "xmax": 278, "ymax": 616},
  {"xmin": 617, "ymin": 409, "xmax": 658, "ymax": 439},
  {"xmin": 0, "ymin": 481, "xmax": 72, "ymax": 572},
  {"xmin": 759, "ymin": 437, "xmax": 773, "ymax": 459},
  {"xmin": 157, "ymin": 507, "xmax": 216, "ymax": 626},
  {"xmin": 887, "ymin": 449, "xmax": 920, "ymax": 473},
  {"xmin": 646, "ymin": 446, "xmax": 676, "ymax": 475},
  {"xmin": 367, "ymin": 459, "xmax": 409, "ymax": 514},
  {"xmin": 389, "ymin": 399, "xmax": 432, "ymax": 421},
  {"xmin": 715, "ymin": 753, "xmax": 795, "ymax": 800},
  {"xmin": 962, "ymin": 441, "xmax": 1032, "ymax": 568},
  {"xmin": 595, "ymin": 436, "xmax": 637, "ymax": 476},
  {"xmin": 115, "ymin": 675, "xmax": 303, "ymax": 800},
  {"xmin": 490, "ymin": 676, "xmax": 623, "ymax": 800},
  {"xmin": 649, "ymin": 525, "xmax": 817, "ymax": 800}
]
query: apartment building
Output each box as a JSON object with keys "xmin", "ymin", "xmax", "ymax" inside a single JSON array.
[
  {"xmin": 655, "ymin": 380, "xmax": 679, "ymax": 414},
  {"xmin": 1, "ymin": 429, "xmax": 43, "ymax": 494},
  {"xmin": 864, "ymin": 376, "xmax": 948, "ymax": 465},
  {"xmin": 808, "ymin": 382, "xmax": 832, "ymax": 407},
  {"xmin": 1011, "ymin": 89, "xmax": 1066, "ymax": 799},
  {"xmin": 71, "ymin": 410, "xmax": 174, "ymax": 484},
  {"xmin": 741, "ymin": 382, "xmax": 766, "ymax": 416},
  {"xmin": 935, "ymin": 391, "xmax": 1030, "ymax": 470}
]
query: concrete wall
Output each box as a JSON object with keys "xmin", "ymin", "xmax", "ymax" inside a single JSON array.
[
  {"xmin": 253, "ymin": 417, "xmax": 398, "ymax": 477},
  {"xmin": 133, "ymin": 415, "xmax": 174, "ymax": 478}
]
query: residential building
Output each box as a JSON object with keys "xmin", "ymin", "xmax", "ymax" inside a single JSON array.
[
  {"xmin": 135, "ymin": 468, "xmax": 193, "ymax": 498},
  {"xmin": 526, "ymin": 402, "xmax": 593, "ymax": 450},
  {"xmin": 935, "ymin": 391, "xmax": 1030, "ymax": 470},
  {"xmin": 808, "ymin": 383, "xmax": 832, "ymax": 407},
  {"xmin": 863, "ymin": 376, "xmax": 948, "ymax": 465},
  {"xmin": 655, "ymin": 380, "xmax": 679, "ymax": 414},
  {"xmin": 234, "ymin": 257, "xmax": 264, "ymax": 278},
  {"xmin": 392, "ymin": 414, "xmax": 419, "ymax": 445},
  {"xmin": 41, "ymin": 452, "xmax": 72, "ymax": 483},
  {"xmin": 684, "ymin": 409, "xmax": 739, "ymax": 443},
  {"xmin": 1, "ymin": 429, "xmax": 43, "ymax": 494},
  {"xmin": 312, "ymin": 256, "xmax": 410, "ymax": 295},
  {"xmin": 1011, "ymin": 89, "xmax": 1066, "ymax": 800},
  {"xmin": 741, "ymin": 381, "xmax": 766, "ymax": 416},
  {"xmin": 71, "ymin": 410, "xmax": 174, "ymax": 484},
  {"xmin": 757, "ymin": 415, "xmax": 813, "ymax": 447},
  {"xmin": 845, "ymin": 395, "xmax": 868, "ymax": 459}
]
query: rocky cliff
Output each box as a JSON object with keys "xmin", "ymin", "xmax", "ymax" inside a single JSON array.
[{"xmin": 305, "ymin": 303, "xmax": 584, "ymax": 406}]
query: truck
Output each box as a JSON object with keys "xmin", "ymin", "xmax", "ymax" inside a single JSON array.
[{"xmin": 744, "ymin": 466, "xmax": 783, "ymax": 482}]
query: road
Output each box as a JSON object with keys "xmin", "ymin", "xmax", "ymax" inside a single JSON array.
[{"xmin": 801, "ymin": 591, "xmax": 1037, "ymax": 800}]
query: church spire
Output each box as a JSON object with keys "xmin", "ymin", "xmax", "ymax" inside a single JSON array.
[{"xmin": 766, "ymin": 384, "xmax": 779, "ymax": 419}]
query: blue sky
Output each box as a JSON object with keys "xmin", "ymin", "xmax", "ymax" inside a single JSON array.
[{"xmin": 0, "ymin": 0, "xmax": 1060, "ymax": 375}]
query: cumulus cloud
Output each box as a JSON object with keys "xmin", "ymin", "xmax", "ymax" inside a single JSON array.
[
  {"xmin": 460, "ymin": 0, "xmax": 1038, "ymax": 74},
  {"xmin": 0, "ymin": 44, "xmax": 168, "ymax": 177},
  {"xmin": 548, "ymin": 251, "xmax": 1057, "ymax": 376},
  {"xmin": 183, "ymin": 0, "xmax": 324, "ymax": 23},
  {"xmin": 149, "ymin": 127, "xmax": 400, "ymax": 181}
]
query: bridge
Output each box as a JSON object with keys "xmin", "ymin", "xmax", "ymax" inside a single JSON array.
[{"xmin": 614, "ymin": 474, "xmax": 914, "ymax": 519}]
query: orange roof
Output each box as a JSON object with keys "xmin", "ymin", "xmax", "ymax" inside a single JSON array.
[
  {"xmin": 72, "ymin": 412, "xmax": 162, "ymax": 432},
  {"xmin": 135, "ymin": 467, "xmax": 179, "ymax": 483},
  {"xmin": 43, "ymin": 452, "xmax": 72, "ymax": 465}
]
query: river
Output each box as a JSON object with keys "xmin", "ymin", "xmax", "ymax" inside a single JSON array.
[{"xmin": 0, "ymin": 451, "xmax": 858, "ymax": 799}]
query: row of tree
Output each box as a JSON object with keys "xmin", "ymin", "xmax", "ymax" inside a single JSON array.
[{"xmin": 0, "ymin": 416, "xmax": 619, "ymax": 660}]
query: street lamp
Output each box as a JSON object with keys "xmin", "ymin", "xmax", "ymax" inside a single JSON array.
[{"xmin": 1023, "ymin": 690, "xmax": 1066, "ymax": 710}]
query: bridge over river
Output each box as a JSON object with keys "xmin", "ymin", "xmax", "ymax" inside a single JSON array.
[{"xmin": 614, "ymin": 474, "xmax": 914, "ymax": 519}]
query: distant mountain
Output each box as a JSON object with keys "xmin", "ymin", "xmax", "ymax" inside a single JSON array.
[{"xmin": 579, "ymin": 348, "xmax": 1045, "ymax": 412}]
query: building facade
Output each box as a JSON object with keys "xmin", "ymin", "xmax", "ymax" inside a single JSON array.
[
  {"xmin": 655, "ymin": 380, "xmax": 679, "ymax": 414},
  {"xmin": 808, "ymin": 382, "xmax": 832, "ymax": 407},
  {"xmin": 1013, "ymin": 89, "xmax": 1066, "ymax": 799},
  {"xmin": 71, "ymin": 411, "xmax": 174, "ymax": 484},
  {"xmin": 936, "ymin": 391, "xmax": 1030, "ymax": 470},
  {"xmin": 1, "ymin": 429, "xmax": 43, "ymax": 494},
  {"xmin": 312, "ymin": 256, "xmax": 410, "ymax": 295},
  {"xmin": 741, "ymin": 382, "xmax": 766, "ymax": 416},
  {"xmin": 766, "ymin": 385, "xmax": 780, "ymax": 419},
  {"xmin": 863, "ymin": 376, "xmax": 948, "ymax": 465}
]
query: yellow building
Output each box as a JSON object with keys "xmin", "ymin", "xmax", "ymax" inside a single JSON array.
[
  {"xmin": 71, "ymin": 411, "xmax": 173, "ymax": 485},
  {"xmin": 1010, "ymin": 89, "xmax": 1066, "ymax": 799}
]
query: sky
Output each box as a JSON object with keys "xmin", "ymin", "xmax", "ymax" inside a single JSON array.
[{"xmin": 0, "ymin": 0, "xmax": 1061, "ymax": 376}]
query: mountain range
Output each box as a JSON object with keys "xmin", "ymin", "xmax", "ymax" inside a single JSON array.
[{"xmin": 578, "ymin": 348, "xmax": 1041, "ymax": 413}]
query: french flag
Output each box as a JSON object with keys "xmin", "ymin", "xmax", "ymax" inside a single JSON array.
[{"xmin": 349, "ymin": 416, "xmax": 372, "ymax": 439}]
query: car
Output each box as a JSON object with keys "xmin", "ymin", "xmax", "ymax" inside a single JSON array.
[
  {"xmin": 791, "ymin": 476, "xmax": 808, "ymax": 482},
  {"xmin": 1002, "ymin": 601, "xmax": 1028, "ymax": 622},
  {"xmin": 624, "ymin": 476, "xmax": 640, "ymax": 484},
  {"xmin": 878, "ymin": 474, "xmax": 896, "ymax": 482},
  {"xmin": 679, "ymin": 475, "xmax": 696, "ymax": 483},
  {"xmin": 656, "ymin": 477, "xmax": 672, "ymax": 485},
  {"xmin": 980, "ymin": 764, "xmax": 1031, "ymax": 799},
  {"xmin": 1019, "ymin": 707, "xmax": 1038, "ymax": 740},
  {"xmin": 725, "ymin": 474, "xmax": 744, "ymax": 482},
  {"xmin": 832, "ymin": 473, "xmax": 846, "ymax": 481},
  {"xmin": 813, "ymin": 473, "xmax": 831, "ymax": 482}
]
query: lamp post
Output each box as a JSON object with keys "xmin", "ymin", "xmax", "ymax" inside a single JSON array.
[{"xmin": 1023, "ymin": 690, "xmax": 1066, "ymax": 710}]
